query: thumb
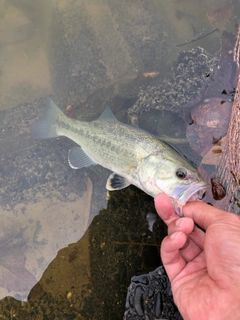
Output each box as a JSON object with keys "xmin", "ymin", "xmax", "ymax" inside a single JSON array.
[{"xmin": 183, "ymin": 201, "xmax": 228, "ymax": 230}]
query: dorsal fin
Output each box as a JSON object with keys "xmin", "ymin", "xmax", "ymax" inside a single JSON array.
[{"xmin": 98, "ymin": 106, "xmax": 118, "ymax": 121}]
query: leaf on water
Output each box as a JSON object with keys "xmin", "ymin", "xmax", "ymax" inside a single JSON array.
[{"xmin": 201, "ymin": 136, "xmax": 226, "ymax": 165}]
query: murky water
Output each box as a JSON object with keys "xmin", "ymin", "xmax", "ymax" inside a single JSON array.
[{"xmin": 0, "ymin": 0, "xmax": 239, "ymax": 318}]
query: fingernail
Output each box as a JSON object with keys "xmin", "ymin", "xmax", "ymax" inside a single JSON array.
[
  {"xmin": 170, "ymin": 231, "xmax": 181, "ymax": 239},
  {"xmin": 175, "ymin": 218, "xmax": 183, "ymax": 227}
]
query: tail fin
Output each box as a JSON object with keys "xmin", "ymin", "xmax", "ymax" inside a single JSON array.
[{"xmin": 31, "ymin": 97, "xmax": 64, "ymax": 139}]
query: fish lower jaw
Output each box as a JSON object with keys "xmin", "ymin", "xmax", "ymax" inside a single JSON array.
[
  {"xmin": 174, "ymin": 182, "xmax": 209, "ymax": 216},
  {"xmin": 187, "ymin": 184, "xmax": 209, "ymax": 203}
]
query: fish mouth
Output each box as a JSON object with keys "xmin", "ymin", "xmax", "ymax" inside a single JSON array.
[
  {"xmin": 184, "ymin": 181, "xmax": 209, "ymax": 202},
  {"xmin": 173, "ymin": 181, "xmax": 209, "ymax": 216}
]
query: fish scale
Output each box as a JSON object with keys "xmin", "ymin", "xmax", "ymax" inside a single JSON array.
[{"xmin": 58, "ymin": 117, "xmax": 158, "ymax": 170}]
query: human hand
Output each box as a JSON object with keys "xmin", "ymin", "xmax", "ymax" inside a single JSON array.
[{"xmin": 154, "ymin": 194, "xmax": 240, "ymax": 320}]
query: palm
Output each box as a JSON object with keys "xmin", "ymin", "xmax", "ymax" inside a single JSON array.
[{"xmin": 155, "ymin": 194, "xmax": 240, "ymax": 320}]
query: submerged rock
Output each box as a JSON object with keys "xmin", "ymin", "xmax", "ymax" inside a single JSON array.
[
  {"xmin": 128, "ymin": 31, "xmax": 236, "ymax": 123},
  {"xmin": 128, "ymin": 46, "xmax": 218, "ymax": 119}
]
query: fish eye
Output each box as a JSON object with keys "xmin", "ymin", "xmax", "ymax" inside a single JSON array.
[{"xmin": 176, "ymin": 168, "xmax": 187, "ymax": 179}]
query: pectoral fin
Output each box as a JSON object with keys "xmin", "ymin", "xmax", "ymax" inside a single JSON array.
[
  {"xmin": 106, "ymin": 173, "xmax": 130, "ymax": 190},
  {"xmin": 68, "ymin": 146, "xmax": 96, "ymax": 169}
]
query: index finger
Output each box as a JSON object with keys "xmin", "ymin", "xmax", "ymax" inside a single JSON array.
[
  {"xmin": 154, "ymin": 193, "xmax": 179, "ymax": 225},
  {"xmin": 183, "ymin": 201, "xmax": 229, "ymax": 230}
]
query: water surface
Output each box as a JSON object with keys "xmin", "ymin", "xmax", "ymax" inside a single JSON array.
[{"xmin": 0, "ymin": 0, "xmax": 239, "ymax": 318}]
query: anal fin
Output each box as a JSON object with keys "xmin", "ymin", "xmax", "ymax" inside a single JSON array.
[{"xmin": 68, "ymin": 146, "xmax": 96, "ymax": 169}]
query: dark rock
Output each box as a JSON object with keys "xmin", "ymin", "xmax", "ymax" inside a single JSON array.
[{"xmin": 124, "ymin": 266, "xmax": 182, "ymax": 320}]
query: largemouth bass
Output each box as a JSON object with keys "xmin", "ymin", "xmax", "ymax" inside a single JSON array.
[{"xmin": 31, "ymin": 98, "xmax": 208, "ymax": 215}]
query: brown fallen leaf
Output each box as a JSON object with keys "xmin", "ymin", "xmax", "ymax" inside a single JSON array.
[{"xmin": 211, "ymin": 176, "xmax": 226, "ymax": 200}]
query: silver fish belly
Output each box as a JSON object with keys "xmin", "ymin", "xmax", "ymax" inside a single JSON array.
[{"xmin": 31, "ymin": 98, "xmax": 208, "ymax": 215}]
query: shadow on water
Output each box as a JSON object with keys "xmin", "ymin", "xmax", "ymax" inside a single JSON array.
[{"xmin": 0, "ymin": 0, "xmax": 239, "ymax": 318}]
